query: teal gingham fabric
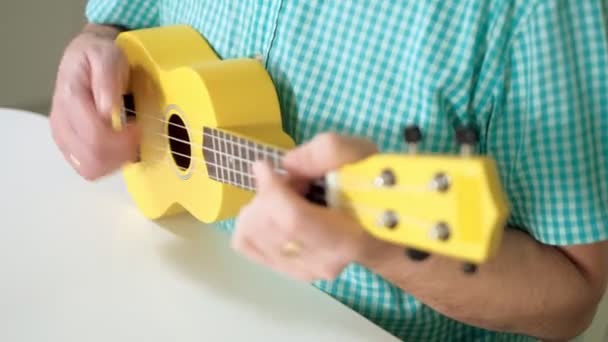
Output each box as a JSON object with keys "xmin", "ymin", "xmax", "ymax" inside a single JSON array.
[{"xmin": 86, "ymin": 1, "xmax": 608, "ymax": 341}]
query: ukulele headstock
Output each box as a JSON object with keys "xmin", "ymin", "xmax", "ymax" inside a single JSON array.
[{"xmin": 327, "ymin": 125, "xmax": 510, "ymax": 274}]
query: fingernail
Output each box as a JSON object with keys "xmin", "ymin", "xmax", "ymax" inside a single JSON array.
[
  {"xmin": 103, "ymin": 98, "xmax": 113, "ymax": 115},
  {"xmin": 97, "ymin": 92, "xmax": 112, "ymax": 115}
]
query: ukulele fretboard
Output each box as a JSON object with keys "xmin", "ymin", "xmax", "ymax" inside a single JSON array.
[{"xmin": 202, "ymin": 127, "xmax": 284, "ymax": 191}]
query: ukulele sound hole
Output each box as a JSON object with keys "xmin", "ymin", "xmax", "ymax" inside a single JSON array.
[
  {"xmin": 123, "ymin": 93, "xmax": 136, "ymax": 121},
  {"xmin": 167, "ymin": 114, "xmax": 191, "ymax": 171}
]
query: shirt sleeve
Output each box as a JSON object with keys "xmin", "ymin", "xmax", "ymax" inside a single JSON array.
[
  {"xmin": 488, "ymin": 1, "xmax": 608, "ymax": 246},
  {"xmin": 85, "ymin": 0, "xmax": 160, "ymax": 29}
]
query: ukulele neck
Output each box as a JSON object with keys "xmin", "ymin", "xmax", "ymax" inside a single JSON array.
[
  {"xmin": 202, "ymin": 126, "xmax": 285, "ymax": 191},
  {"xmin": 201, "ymin": 126, "xmax": 328, "ymax": 205}
]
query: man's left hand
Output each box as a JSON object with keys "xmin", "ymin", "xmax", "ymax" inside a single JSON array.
[{"xmin": 231, "ymin": 132, "xmax": 382, "ymax": 281}]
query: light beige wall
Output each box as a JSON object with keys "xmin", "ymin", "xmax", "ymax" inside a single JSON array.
[{"xmin": 0, "ymin": 0, "xmax": 86, "ymax": 114}]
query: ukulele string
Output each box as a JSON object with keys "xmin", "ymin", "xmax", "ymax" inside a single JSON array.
[
  {"xmin": 122, "ymin": 108, "xmax": 286, "ymax": 153},
  {"xmin": 120, "ymin": 107, "xmax": 435, "ymax": 193},
  {"xmin": 152, "ymin": 132, "xmax": 283, "ymax": 165},
  {"xmin": 121, "ymin": 108, "xmax": 196, "ymax": 135},
  {"xmin": 137, "ymin": 154, "xmax": 265, "ymax": 192},
  {"xmin": 149, "ymin": 145, "xmax": 286, "ymax": 176},
  {"xmin": 138, "ymin": 148, "xmax": 439, "ymax": 224},
  {"xmin": 141, "ymin": 130, "xmax": 288, "ymax": 178},
  {"xmin": 138, "ymin": 145, "xmax": 441, "ymax": 223},
  {"xmin": 141, "ymin": 143, "xmax": 433, "ymax": 193},
  {"xmin": 122, "ymin": 106, "xmax": 286, "ymax": 164}
]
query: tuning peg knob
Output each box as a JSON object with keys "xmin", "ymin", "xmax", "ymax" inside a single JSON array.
[
  {"xmin": 462, "ymin": 262, "xmax": 478, "ymax": 274},
  {"xmin": 455, "ymin": 126, "xmax": 478, "ymax": 156},
  {"xmin": 455, "ymin": 126, "xmax": 478, "ymax": 145},
  {"xmin": 404, "ymin": 125, "xmax": 422, "ymax": 143},
  {"xmin": 404, "ymin": 125, "xmax": 422, "ymax": 154}
]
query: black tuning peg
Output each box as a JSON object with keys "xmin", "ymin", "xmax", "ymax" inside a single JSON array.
[
  {"xmin": 455, "ymin": 125, "xmax": 478, "ymax": 156},
  {"xmin": 455, "ymin": 126, "xmax": 478, "ymax": 145},
  {"xmin": 404, "ymin": 125, "xmax": 422, "ymax": 154},
  {"xmin": 404, "ymin": 125, "xmax": 422, "ymax": 143},
  {"xmin": 405, "ymin": 248, "xmax": 430, "ymax": 261},
  {"xmin": 462, "ymin": 262, "xmax": 478, "ymax": 274}
]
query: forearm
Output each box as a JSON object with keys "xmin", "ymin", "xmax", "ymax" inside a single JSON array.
[{"xmin": 359, "ymin": 228, "xmax": 602, "ymax": 341}]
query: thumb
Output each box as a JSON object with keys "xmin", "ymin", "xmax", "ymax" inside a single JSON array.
[
  {"xmin": 252, "ymin": 160, "xmax": 286, "ymax": 193},
  {"xmin": 106, "ymin": 121, "xmax": 141, "ymax": 163},
  {"xmin": 251, "ymin": 160, "xmax": 310, "ymax": 206},
  {"xmin": 282, "ymin": 133, "xmax": 378, "ymax": 179},
  {"xmin": 88, "ymin": 44, "xmax": 129, "ymax": 119}
]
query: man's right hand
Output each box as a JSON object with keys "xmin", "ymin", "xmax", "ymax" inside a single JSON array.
[{"xmin": 49, "ymin": 24, "xmax": 140, "ymax": 181}]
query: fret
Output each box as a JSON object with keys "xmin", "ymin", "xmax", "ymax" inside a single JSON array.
[
  {"xmin": 231, "ymin": 134, "xmax": 243, "ymax": 188},
  {"xmin": 268, "ymin": 146, "xmax": 280, "ymax": 169},
  {"xmin": 239, "ymin": 136, "xmax": 251, "ymax": 189},
  {"xmin": 219, "ymin": 130, "xmax": 228, "ymax": 183},
  {"xmin": 210, "ymin": 162, "xmax": 255, "ymax": 191},
  {"xmin": 212, "ymin": 128, "xmax": 223, "ymax": 183},
  {"xmin": 224, "ymin": 131, "xmax": 230, "ymax": 184},
  {"xmin": 225, "ymin": 132, "xmax": 233, "ymax": 184},
  {"xmin": 257, "ymin": 141, "xmax": 265, "ymax": 162},
  {"xmin": 265, "ymin": 146, "xmax": 273, "ymax": 166},
  {"xmin": 200, "ymin": 126, "xmax": 327, "ymax": 202},
  {"xmin": 207, "ymin": 160, "xmax": 255, "ymax": 191},
  {"xmin": 229, "ymin": 133, "xmax": 237, "ymax": 186},
  {"xmin": 202, "ymin": 127, "xmax": 217, "ymax": 180},
  {"xmin": 247, "ymin": 139, "xmax": 256, "ymax": 189},
  {"xmin": 248, "ymin": 140, "xmax": 256, "ymax": 164},
  {"xmin": 207, "ymin": 160, "xmax": 255, "ymax": 182},
  {"xmin": 276, "ymin": 148, "xmax": 284, "ymax": 171},
  {"xmin": 216, "ymin": 129, "xmax": 224, "ymax": 183},
  {"xmin": 201, "ymin": 126, "xmax": 291, "ymax": 192}
]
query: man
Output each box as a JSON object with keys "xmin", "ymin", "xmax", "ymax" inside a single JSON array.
[{"xmin": 49, "ymin": 1, "xmax": 608, "ymax": 341}]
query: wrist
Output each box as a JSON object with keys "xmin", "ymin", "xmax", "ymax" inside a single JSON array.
[
  {"xmin": 353, "ymin": 230, "xmax": 398, "ymax": 269},
  {"xmin": 81, "ymin": 23, "xmax": 125, "ymax": 40}
]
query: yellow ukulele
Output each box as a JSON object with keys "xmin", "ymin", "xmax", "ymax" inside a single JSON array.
[{"xmin": 111, "ymin": 25, "xmax": 510, "ymax": 273}]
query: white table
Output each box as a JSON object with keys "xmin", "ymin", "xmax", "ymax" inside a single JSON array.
[{"xmin": 0, "ymin": 108, "xmax": 399, "ymax": 342}]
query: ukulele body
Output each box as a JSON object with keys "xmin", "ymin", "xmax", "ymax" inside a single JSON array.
[
  {"xmin": 113, "ymin": 25, "xmax": 294, "ymax": 223},
  {"xmin": 112, "ymin": 25, "xmax": 510, "ymax": 266}
]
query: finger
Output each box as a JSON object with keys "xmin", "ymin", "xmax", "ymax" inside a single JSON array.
[
  {"xmin": 62, "ymin": 67, "xmax": 105, "ymax": 143},
  {"xmin": 249, "ymin": 164, "xmax": 330, "ymax": 279},
  {"xmin": 49, "ymin": 108, "xmax": 74, "ymax": 165},
  {"xmin": 102, "ymin": 121, "xmax": 141, "ymax": 165},
  {"xmin": 233, "ymin": 202, "xmax": 316, "ymax": 281},
  {"xmin": 249, "ymin": 158, "xmax": 308, "ymax": 195},
  {"xmin": 59, "ymin": 114, "xmax": 106, "ymax": 179},
  {"xmin": 252, "ymin": 160, "xmax": 316, "ymax": 209},
  {"xmin": 281, "ymin": 132, "xmax": 378, "ymax": 179},
  {"xmin": 265, "ymin": 169, "xmax": 366, "ymax": 272},
  {"xmin": 64, "ymin": 84, "xmax": 140, "ymax": 171},
  {"xmin": 87, "ymin": 44, "xmax": 129, "ymax": 118},
  {"xmin": 253, "ymin": 160, "xmax": 362, "ymax": 280},
  {"xmin": 235, "ymin": 232, "xmax": 318, "ymax": 282},
  {"xmin": 231, "ymin": 222, "xmax": 274, "ymax": 267},
  {"xmin": 251, "ymin": 160, "xmax": 289, "ymax": 193},
  {"xmin": 253, "ymin": 160, "xmax": 322, "ymax": 225}
]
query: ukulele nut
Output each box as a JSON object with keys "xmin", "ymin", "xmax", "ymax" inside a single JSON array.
[
  {"xmin": 430, "ymin": 222, "xmax": 450, "ymax": 241},
  {"xmin": 379, "ymin": 210, "xmax": 399, "ymax": 229},
  {"xmin": 374, "ymin": 169, "xmax": 396, "ymax": 187},
  {"xmin": 430, "ymin": 172, "xmax": 450, "ymax": 192}
]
